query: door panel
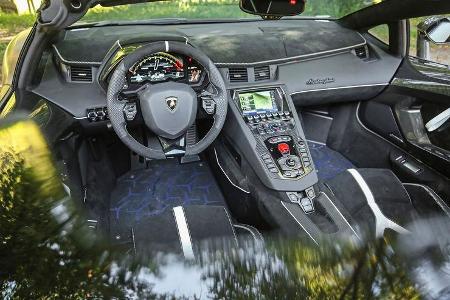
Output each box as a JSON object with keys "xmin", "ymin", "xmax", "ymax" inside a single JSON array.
[
  {"xmin": 391, "ymin": 57, "xmax": 450, "ymax": 172},
  {"xmin": 358, "ymin": 56, "xmax": 450, "ymax": 179},
  {"xmin": 421, "ymin": 102, "xmax": 450, "ymax": 152}
]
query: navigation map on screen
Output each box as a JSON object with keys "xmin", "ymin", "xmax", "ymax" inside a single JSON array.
[{"xmin": 239, "ymin": 90, "xmax": 278, "ymax": 115}]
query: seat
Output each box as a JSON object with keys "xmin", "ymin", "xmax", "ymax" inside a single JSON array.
[
  {"xmin": 108, "ymin": 159, "xmax": 262, "ymax": 256},
  {"xmin": 274, "ymin": 168, "xmax": 420, "ymax": 243},
  {"xmin": 322, "ymin": 168, "xmax": 418, "ymax": 238},
  {"xmin": 111, "ymin": 204, "xmax": 262, "ymax": 257}
]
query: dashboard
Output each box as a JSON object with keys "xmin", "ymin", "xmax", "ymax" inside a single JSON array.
[
  {"xmin": 127, "ymin": 52, "xmax": 204, "ymax": 85},
  {"xmin": 32, "ymin": 19, "xmax": 403, "ymax": 119}
]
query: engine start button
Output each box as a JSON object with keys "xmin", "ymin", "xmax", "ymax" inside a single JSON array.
[{"xmin": 278, "ymin": 143, "xmax": 290, "ymax": 155}]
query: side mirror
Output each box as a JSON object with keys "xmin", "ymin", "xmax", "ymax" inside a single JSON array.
[
  {"xmin": 416, "ymin": 16, "xmax": 450, "ymax": 60},
  {"xmin": 239, "ymin": 0, "xmax": 306, "ymax": 19}
]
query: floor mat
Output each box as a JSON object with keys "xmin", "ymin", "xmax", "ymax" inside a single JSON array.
[
  {"xmin": 110, "ymin": 159, "xmax": 226, "ymax": 227},
  {"xmin": 308, "ymin": 141, "xmax": 355, "ymax": 181}
]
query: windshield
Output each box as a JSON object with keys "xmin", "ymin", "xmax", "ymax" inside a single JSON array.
[{"xmin": 79, "ymin": 0, "xmax": 378, "ymax": 24}]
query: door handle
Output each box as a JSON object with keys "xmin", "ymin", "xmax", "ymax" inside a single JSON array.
[{"xmin": 425, "ymin": 107, "xmax": 450, "ymax": 132}]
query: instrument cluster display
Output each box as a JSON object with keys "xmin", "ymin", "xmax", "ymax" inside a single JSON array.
[{"xmin": 128, "ymin": 52, "xmax": 203, "ymax": 85}]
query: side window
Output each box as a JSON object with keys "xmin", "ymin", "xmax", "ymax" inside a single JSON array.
[
  {"xmin": 368, "ymin": 24, "xmax": 389, "ymax": 45},
  {"xmin": 410, "ymin": 16, "xmax": 450, "ymax": 65},
  {"xmin": 1, "ymin": 29, "xmax": 31, "ymax": 101}
]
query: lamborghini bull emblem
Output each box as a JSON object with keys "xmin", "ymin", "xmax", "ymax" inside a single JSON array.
[{"xmin": 165, "ymin": 96, "xmax": 178, "ymax": 112}]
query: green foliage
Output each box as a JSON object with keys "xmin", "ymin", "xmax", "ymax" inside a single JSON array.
[
  {"xmin": 0, "ymin": 12, "xmax": 34, "ymax": 83},
  {"xmin": 304, "ymin": 0, "xmax": 371, "ymax": 18},
  {"xmin": 0, "ymin": 0, "xmax": 17, "ymax": 13},
  {"xmin": 369, "ymin": 24, "xmax": 389, "ymax": 44},
  {"xmin": 80, "ymin": 0, "xmax": 374, "ymax": 23},
  {"xmin": 0, "ymin": 12, "xmax": 34, "ymax": 31},
  {"xmin": 82, "ymin": 1, "xmax": 250, "ymax": 23},
  {"xmin": 0, "ymin": 125, "xmax": 130, "ymax": 299}
]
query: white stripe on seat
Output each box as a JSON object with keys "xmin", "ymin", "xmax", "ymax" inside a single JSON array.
[
  {"xmin": 347, "ymin": 169, "xmax": 410, "ymax": 237},
  {"xmin": 173, "ymin": 206, "xmax": 195, "ymax": 259}
]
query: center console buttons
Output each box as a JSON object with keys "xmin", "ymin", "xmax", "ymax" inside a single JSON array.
[
  {"xmin": 300, "ymin": 197, "xmax": 314, "ymax": 213},
  {"xmin": 268, "ymin": 137, "xmax": 279, "ymax": 144},
  {"xmin": 305, "ymin": 187, "xmax": 316, "ymax": 199},
  {"xmin": 263, "ymin": 158, "xmax": 273, "ymax": 164},
  {"xmin": 287, "ymin": 192, "xmax": 299, "ymax": 203},
  {"xmin": 268, "ymin": 135, "xmax": 292, "ymax": 144},
  {"xmin": 278, "ymin": 155, "xmax": 302, "ymax": 171},
  {"xmin": 283, "ymin": 171, "xmax": 295, "ymax": 178},
  {"xmin": 261, "ymin": 153, "xmax": 271, "ymax": 160},
  {"xmin": 286, "ymin": 157, "xmax": 297, "ymax": 167},
  {"xmin": 269, "ymin": 167, "xmax": 278, "ymax": 173},
  {"xmin": 266, "ymin": 163, "xmax": 277, "ymax": 169},
  {"xmin": 261, "ymin": 153, "xmax": 279, "ymax": 173},
  {"xmin": 286, "ymin": 191, "xmax": 315, "ymax": 213}
]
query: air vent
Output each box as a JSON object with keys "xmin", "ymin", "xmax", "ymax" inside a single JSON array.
[
  {"xmin": 354, "ymin": 46, "xmax": 368, "ymax": 59},
  {"xmin": 228, "ymin": 68, "xmax": 248, "ymax": 83},
  {"xmin": 70, "ymin": 66, "xmax": 93, "ymax": 82},
  {"xmin": 254, "ymin": 65, "xmax": 270, "ymax": 81}
]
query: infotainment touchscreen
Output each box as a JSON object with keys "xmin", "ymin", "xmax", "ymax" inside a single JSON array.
[{"xmin": 238, "ymin": 90, "xmax": 278, "ymax": 116}]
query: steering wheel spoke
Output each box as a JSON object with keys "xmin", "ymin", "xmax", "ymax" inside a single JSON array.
[
  {"xmin": 120, "ymin": 83, "xmax": 151, "ymax": 98},
  {"xmin": 199, "ymin": 82, "xmax": 220, "ymax": 116},
  {"xmin": 122, "ymin": 101, "xmax": 141, "ymax": 122},
  {"xmin": 158, "ymin": 134, "xmax": 187, "ymax": 157},
  {"xmin": 199, "ymin": 81, "xmax": 220, "ymax": 98},
  {"xmin": 118, "ymin": 85, "xmax": 148, "ymax": 124}
]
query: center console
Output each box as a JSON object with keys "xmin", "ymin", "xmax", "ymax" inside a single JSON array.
[
  {"xmin": 234, "ymin": 87, "xmax": 314, "ymax": 182},
  {"xmin": 221, "ymin": 86, "xmax": 360, "ymax": 242},
  {"xmin": 221, "ymin": 85, "xmax": 319, "ymax": 215}
]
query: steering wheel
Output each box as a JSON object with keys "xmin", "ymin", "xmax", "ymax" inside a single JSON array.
[{"xmin": 106, "ymin": 41, "xmax": 228, "ymax": 159}]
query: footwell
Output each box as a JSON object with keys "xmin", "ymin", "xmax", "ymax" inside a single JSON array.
[
  {"xmin": 110, "ymin": 159, "xmax": 225, "ymax": 225},
  {"xmin": 307, "ymin": 141, "xmax": 355, "ymax": 181}
]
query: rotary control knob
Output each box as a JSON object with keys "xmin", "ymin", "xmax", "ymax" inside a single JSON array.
[{"xmin": 286, "ymin": 157, "xmax": 297, "ymax": 167}]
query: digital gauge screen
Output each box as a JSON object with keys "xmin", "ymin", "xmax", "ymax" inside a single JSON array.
[
  {"xmin": 129, "ymin": 53, "xmax": 184, "ymax": 83},
  {"xmin": 239, "ymin": 90, "xmax": 278, "ymax": 116},
  {"xmin": 128, "ymin": 52, "xmax": 203, "ymax": 84}
]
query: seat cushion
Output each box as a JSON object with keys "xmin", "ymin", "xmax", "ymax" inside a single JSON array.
[
  {"xmin": 323, "ymin": 168, "xmax": 417, "ymax": 237},
  {"xmin": 116, "ymin": 205, "xmax": 239, "ymax": 257}
]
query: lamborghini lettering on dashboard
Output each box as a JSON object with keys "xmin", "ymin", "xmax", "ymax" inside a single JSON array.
[{"xmin": 306, "ymin": 77, "xmax": 336, "ymax": 85}]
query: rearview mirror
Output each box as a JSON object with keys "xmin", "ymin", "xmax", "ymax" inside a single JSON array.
[{"xmin": 240, "ymin": 0, "xmax": 306, "ymax": 19}]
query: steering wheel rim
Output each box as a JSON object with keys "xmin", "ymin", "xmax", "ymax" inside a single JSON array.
[{"xmin": 106, "ymin": 41, "xmax": 228, "ymax": 160}]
